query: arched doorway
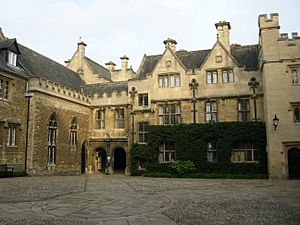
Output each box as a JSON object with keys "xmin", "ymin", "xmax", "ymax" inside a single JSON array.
[
  {"xmin": 288, "ymin": 148, "xmax": 300, "ymax": 179},
  {"xmin": 81, "ymin": 142, "xmax": 87, "ymax": 174},
  {"xmin": 95, "ymin": 148, "xmax": 107, "ymax": 173},
  {"xmin": 114, "ymin": 148, "xmax": 126, "ymax": 174}
]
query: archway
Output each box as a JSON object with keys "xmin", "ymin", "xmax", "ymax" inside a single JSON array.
[
  {"xmin": 288, "ymin": 148, "xmax": 300, "ymax": 179},
  {"xmin": 81, "ymin": 142, "xmax": 87, "ymax": 174},
  {"xmin": 114, "ymin": 148, "xmax": 126, "ymax": 174},
  {"xmin": 95, "ymin": 148, "xmax": 107, "ymax": 173}
]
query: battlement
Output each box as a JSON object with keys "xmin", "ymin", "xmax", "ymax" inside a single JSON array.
[
  {"xmin": 278, "ymin": 32, "xmax": 300, "ymax": 46},
  {"xmin": 29, "ymin": 78, "xmax": 91, "ymax": 104},
  {"xmin": 279, "ymin": 32, "xmax": 300, "ymax": 40},
  {"xmin": 258, "ymin": 13, "xmax": 280, "ymax": 30}
]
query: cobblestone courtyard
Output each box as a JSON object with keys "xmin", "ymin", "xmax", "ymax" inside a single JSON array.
[{"xmin": 0, "ymin": 175, "xmax": 299, "ymax": 225}]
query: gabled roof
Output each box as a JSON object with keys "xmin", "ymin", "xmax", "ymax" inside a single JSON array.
[
  {"xmin": 0, "ymin": 39, "xmax": 27, "ymax": 78},
  {"xmin": 136, "ymin": 44, "xmax": 259, "ymax": 78},
  {"xmin": 83, "ymin": 81, "xmax": 128, "ymax": 96},
  {"xmin": 85, "ymin": 57, "xmax": 111, "ymax": 81},
  {"xmin": 18, "ymin": 44, "xmax": 85, "ymax": 90},
  {"xmin": 0, "ymin": 38, "xmax": 20, "ymax": 54}
]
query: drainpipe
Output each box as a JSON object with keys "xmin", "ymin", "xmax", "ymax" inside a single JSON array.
[{"xmin": 24, "ymin": 82, "xmax": 34, "ymax": 174}]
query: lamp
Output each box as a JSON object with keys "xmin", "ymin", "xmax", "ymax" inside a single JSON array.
[
  {"xmin": 189, "ymin": 78, "xmax": 199, "ymax": 123},
  {"xmin": 248, "ymin": 77, "xmax": 259, "ymax": 121},
  {"xmin": 272, "ymin": 114, "xmax": 279, "ymax": 130}
]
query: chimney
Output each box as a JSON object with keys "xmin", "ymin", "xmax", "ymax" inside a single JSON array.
[
  {"xmin": 120, "ymin": 55, "xmax": 129, "ymax": 73},
  {"xmin": 77, "ymin": 40, "xmax": 87, "ymax": 74},
  {"xmin": 0, "ymin": 27, "xmax": 6, "ymax": 41},
  {"xmin": 105, "ymin": 61, "xmax": 116, "ymax": 71},
  {"xmin": 163, "ymin": 38, "xmax": 177, "ymax": 52},
  {"xmin": 215, "ymin": 21, "xmax": 231, "ymax": 51}
]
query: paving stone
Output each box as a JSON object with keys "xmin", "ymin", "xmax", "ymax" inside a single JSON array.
[{"xmin": 0, "ymin": 175, "xmax": 299, "ymax": 225}]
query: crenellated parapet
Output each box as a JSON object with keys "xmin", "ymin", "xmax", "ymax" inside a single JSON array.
[
  {"xmin": 258, "ymin": 13, "xmax": 280, "ymax": 31},
  {"xmin": 29, "ymin": 77, "xmax": 91, "ymax": 105},
  {"xmin": 278, "ymin": 32, "xmax": 300, "ymax": 46}
]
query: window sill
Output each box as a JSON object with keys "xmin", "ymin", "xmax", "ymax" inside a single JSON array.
[
  {"xmin": 6, "ymin": 145, "xmax": 18, "ymax": 149},
  {"xmin": 231, "ymin": 161, "xmax": 259, "ymax": 163}
]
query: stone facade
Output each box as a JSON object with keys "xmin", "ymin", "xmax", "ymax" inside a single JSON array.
[
  {"xmin": 259, "ymin": 13, "xmax": 300, "ymax": 179},
  {"xmin": 0, "ymin": 13, "xmax": 299, "ymax": 178},
  {"xmin": 0, "ymin": 70, "xmax": 27, "ymax": 172}
]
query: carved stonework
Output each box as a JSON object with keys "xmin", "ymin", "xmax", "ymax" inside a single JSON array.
[
  {"xmin": 165, "ymin": 60, "xmax": 171, "ymax": 68},
  {"xmin": 215, "ymin": 55, "xmax": 222, "ymax": 63}
]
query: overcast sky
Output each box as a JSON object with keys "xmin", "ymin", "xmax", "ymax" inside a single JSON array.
[{"xmin": 1, "ymin": 0, "xmax": 299, "ymax": 70}]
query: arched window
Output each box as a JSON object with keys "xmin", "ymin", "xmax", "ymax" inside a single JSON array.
[
  {"xmin": 70, "ymin": 117, "xmax": 77, "ymax": 147},
  {"xmin": 48, "ymin": 113, "xmax": 57, "ymax": 164},
  {"xmin": 294, "ymin": 107, "xmax": 300, "ymax": 123}
]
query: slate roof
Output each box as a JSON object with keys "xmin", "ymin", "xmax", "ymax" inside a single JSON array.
[
  {"xmin": 230, "ymin": 45, "xmax": 259, "ymax": 70},
  {"xmin": 137, "ymin": 44, "xmax": 259, "ymax": 78},
  {"xmin": 18, "ymin": 44, "xmax": 85, "ymax": 90},
  {"xmin": 83, "ymin": 81, "xmax": 128, "ymax": 96},
  {"xmin": 85, "ymin": 57, "xmax": 111, "ymax": 81},
  {"xmin": 0, "ymin": 38, "xmax": 16, "ymax": 49}
]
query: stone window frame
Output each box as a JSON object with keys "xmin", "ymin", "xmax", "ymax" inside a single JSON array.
[
  {"xmin": 290, "ymin": 102, "xmax": 300, "ymax": 124},
  {"xmin": 231, "ymin": 143, "xmax": 258, "ymax": 163},
  {"xmin": 138, "ymin": 93, "xmax": 149, "ymax": 107},
  {"xmin": 222, "ymin": 68, "xmax": 234, "ymax": 83},
  {"xmin": 206, "ymin": 70, "xmax": 218, "ymax": 84},
  {"xmin": 48, "ymin": 113, "xmax": 57, "ymax": 165},
  {"xmin": 6, "ymin": 126, "xmax": 16, "ymax": 146},
  {"xmin": 137, "ymin": 121, "xmax": 149, "ymax": 144},
  {"xmin": 158, "ymin": 104, "xmax": 181, "ymax": 125},
  {"xmin": 159, "ymin": 141, "xmax": 176, "ymax": 163},
  {"xmin": 70, "ymin": 117, "xmax": 77, "ymax": 147},
  {"xmin": 238, "ymin": 98, "xmax": 250, "ymax": 122},
  {"xmin": 207, "ymin": 141, "xmax": 217, "ymax": 162},
  {"xmin": 95, "ymin": 109, "xmax": 105, "ymax": 129},
  {"xmin": 115, "ymin": 108, "xmax": 125, "ymax": 129},
  {"xmin": 0, "ymin": 77, "xmax": 10, "ymax": 100},
  {"xmin": 287, "ymin": 65, "xmax": 300, "ymax": 85},
  {"xmin": 205, "ymin": 101, "xmax": 218, "ymax": 123},
  {"xmin": 158, "ymin": 73, "xmax": 181, "ymax": 88}
]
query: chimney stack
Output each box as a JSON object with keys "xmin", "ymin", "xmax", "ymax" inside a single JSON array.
[
  {"xmin": 215, "ymin": 21, "xmax": 231, "ymax": 51},
  {"xmin": 120, "ymin": 55, "xmax": 129, "ymax": 73},
  {"xmin": 105, "ymin": 61, "xmax": 116, "ymax": 71},
  {"xmin": 77, "ymin": 40, "xmax": 87, "ymax": 74},
  {"xmin": 163, "ymin": 38, "xmax": 177, "ymax": 52}
]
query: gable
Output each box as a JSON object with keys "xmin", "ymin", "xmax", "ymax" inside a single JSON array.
[
  {"xmin": 200, "ymin": 41, "xmax": 240, "ymax": 70},
  {"xmin": 151, "ymin": 47, "xmax": 187, "ymax": 76}
]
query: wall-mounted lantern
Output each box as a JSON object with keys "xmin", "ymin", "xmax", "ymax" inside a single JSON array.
[{"xmin": 272, "ymin": 114, "xmax": 279, "ymax": 130}]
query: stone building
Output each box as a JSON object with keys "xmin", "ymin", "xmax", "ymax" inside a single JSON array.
[{"xmin": 0, "ymin": 13, "xmax": 299, "ymax": 178}]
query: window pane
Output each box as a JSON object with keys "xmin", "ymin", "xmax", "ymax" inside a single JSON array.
[
  {"xmin": 292, "ymin": 70, "xmax": 298, "ymax": 83},
  {"xmin": 158, "ymin": 77, "xmax": 163, "ymax": 88},
  {"xmin": 294, "ymin": 108, "xmax": 300, "ymax": 123},
  {"xmin": 212, "ymin": 71, "xmax": 217, "ymax": 83},
  {"xmin": 175, "ymin": 75, "xmax": 180, "ymax": 87},
  {"xmin": 170, "ymin": 75, "xmax": 175, "ymax": 87},
  {"xmin": 223, "ymin": 70, "xmax": 228, "ymax": 83},
  {"xmin": 4, "ymin": 81, "xmax": 8, "ymax": 99}
]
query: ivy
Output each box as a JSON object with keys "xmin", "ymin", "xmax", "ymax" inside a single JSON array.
[{"xmin": 130, "ymin": 122, "xmax": 267, "ymax": 176}]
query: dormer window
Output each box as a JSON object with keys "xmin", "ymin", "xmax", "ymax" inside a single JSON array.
[{"xmin": 8, "ymin": 51, "xmax": 17, "ymax": 66}]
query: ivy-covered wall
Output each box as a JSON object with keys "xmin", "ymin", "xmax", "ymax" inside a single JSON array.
[{"xmin": 131, "ymin": 122, "xmax": 267, "ymax": 175}]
